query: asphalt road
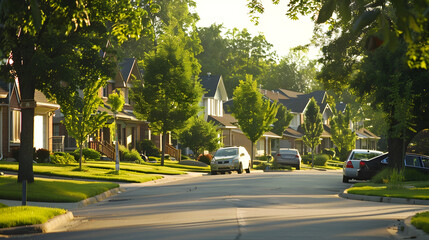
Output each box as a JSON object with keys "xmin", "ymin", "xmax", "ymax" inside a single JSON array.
[{"xmin": 10, "ymin": 170, "xmax": 429, "ymax": 240}]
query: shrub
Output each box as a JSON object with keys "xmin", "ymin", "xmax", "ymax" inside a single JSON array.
[
  {"xmin": 73, "ymin": 148, "xmax": 101, "ymax": 160},
  {"xmin": 181, "ymin": 155, "xmax": 191, "ymax": 160},
  {"xmin": 124, "ymin": 149, "xmax": 142, "ymax": 162},
  {"xmin": 322, "ymin": 148, "xmax": 336, "ymax": 159},
  {"xmin": 197, "ymin": 154, "xmax": 212, "ymax": 165},
  {"xmin": 314, "ymin": 154, "xmax": 329, "ymax": 166},
  {"xmin": 148, "ymin": 156, "xmax": 158, "ymax": 162},
  {"xmin": 36, "ymin": 149, "xmax": 51, "ymax": 163},
  {"xmin": 373, "ymin": 168, "xmax": 429, "ymax": 184},
  {"xmin": 404, "ymin": 168, "xmax": 429, "ymax": 181},
  {"xmin": 50, "ymin": 152, "xmax": 76, "ymax": 164},
  {"xmin": 257, "ymin": 155, "xmax": 273, "ymax": 162},
  {"xmin": 137, "ymin": 140, "xmax": 160, "ymax": 157},
  {"xmin": 302, "ymin": 154, "xmax": 312, "ymax": 165},
  {"xmin": 118, "ymin": 145, "xmax": 128, "ymax": 161}
]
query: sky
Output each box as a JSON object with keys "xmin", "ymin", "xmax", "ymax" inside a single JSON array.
[{"xmin": 192, "ymin": 0, "xmax": 319, "ymax": 59}]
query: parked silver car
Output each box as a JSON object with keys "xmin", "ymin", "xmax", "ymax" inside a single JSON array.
[
  {"xmin": 274, "ymin": 148, "xmax": 301, "ymax": 170},
  {"xmin": 210, "ymin": 146, "xmax": 251, "ymax": 175},
  {"xmin": 342, "ymin": 149, "xmax": 383, "ymax": 183}
]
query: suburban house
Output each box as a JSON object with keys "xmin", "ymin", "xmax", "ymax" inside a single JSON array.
[
  {"xmin": 53, "ymin": 58, "xmax": 181, "ymax": 160},
  {"xmin": 199, "ymin": 74, "xmax": 282, "ymax": 157},
  {"xmin": 260, "ymin": 88, "xmax": 380, "ymax": 155},
  {"xmin": 0, "ymin": 79, "xmax": 59, "ymax": 160}
]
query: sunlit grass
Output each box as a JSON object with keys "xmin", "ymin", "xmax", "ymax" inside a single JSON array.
[
  {"xmin": 347, "ymin": 182, "xmax": 429, "ymax": 200},
  {"xmin": 412, "ymin": 211, "xmax": 429, "ymax": 234},
  {"xmin": 0, "ymin": 176, "xmax": 119, "ymax": 202},
  {"xmin": 0, "ymin": 205, "xmax": 66, "ymax": 228}
]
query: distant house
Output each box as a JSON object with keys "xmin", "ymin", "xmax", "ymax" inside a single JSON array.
[
  {"xmin": 53, "ymin": 58, "xmax": 180, "ymax": 160},
  {"xmin": 260, "ymin": 88, "xmax": 380, "ymax": 155},
  {"xmin": 0, "ymin": 79, "xmax": 59, "ymax": 160},
  {"xmin": 199, "ymin": 74, "xmax": 281, "ymax": 156}
]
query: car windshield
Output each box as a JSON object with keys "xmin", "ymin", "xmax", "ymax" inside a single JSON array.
[
  {"xmin": 215, "ymin": 148, "xmax": 238, "ymax": 157},
  {"xmin": 279, "ymin": 149, "xmax": 297, "ymax": 155},
  {"xmin": 351, "ymin": 152, "xmax": 382, "ymax": 160}
]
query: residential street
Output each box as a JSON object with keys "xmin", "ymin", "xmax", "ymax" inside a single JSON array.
[{"xmin": 10, "ymin": 170, "xmax": 429, "ymax": 240}]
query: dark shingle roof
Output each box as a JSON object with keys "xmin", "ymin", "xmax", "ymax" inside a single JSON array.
[
  {"xmin": 119, "ymin": 58, "xmax": 135, "ymax": 82},
  {"xmin": 208, "ymin": 114, "xmax": 238, "ymax": 128},
  {"xmin": 200, "ymin": 75, "xmax": 221, "ymax": 98},
  {"xmin": 336, "ymin": 102, "xmax": 347, "ymax": 113}
]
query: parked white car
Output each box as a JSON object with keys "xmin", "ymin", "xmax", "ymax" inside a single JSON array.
[
  {"xmin": 210, "ymin": 146, "xmax": 251, "ymax": 175},
  {"xmin": 342, "ymin": 149, "xmax": 384, "ymax": 183}
]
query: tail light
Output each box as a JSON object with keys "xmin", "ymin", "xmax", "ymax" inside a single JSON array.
[
  {"xmin": 295, "ymin": 155, "xmax": 299, "ymax": 158},
  {"xmin": 359, "ymin": 161, "xmax": 366, "ymax": 168},
  {"xmin": 276, "ymin": 153, "xmax": 281, "ymax": 157},
  {"xmin": 346, "ymin": 161, "xmax": 354, "ymax": 168}
]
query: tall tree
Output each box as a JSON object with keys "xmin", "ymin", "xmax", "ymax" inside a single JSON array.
[
  {"xmin": 232, "ymin": 75, "xmax": 279, "ymax": 166},
  {"xmin": 107, "ymin": 89, "xmax": 125, "ymax": 172},
  {"xmin": 330, "ymin": 106, "xmax": 357, "ymax": 161},
  {"xmin": 61, "ymin": 79, "xmax": 111, "ymax": 171},
  {"xmin": 272, "ymin": 104, "xmax": 294, "ymax": 136},
  {"xmin": 178, "ymin": 116, "xmax": 222, "ymax": 159},
  {"xmin": 131, "ymin": 34, "xmax": 203, "ymax": 166},
  {"xmin": 302, "ymin": 97, "xmax": 323, "ymax": 168},
  {"xmin": 0, "ymin": 0, "xmax": 147, "ymax": 184}
]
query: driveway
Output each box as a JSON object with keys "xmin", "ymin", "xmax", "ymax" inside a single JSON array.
[{"xmin": 10, "ymin": 170, "xmax": 429, "ymax": 240}]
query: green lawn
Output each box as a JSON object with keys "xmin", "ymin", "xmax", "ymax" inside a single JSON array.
[
  {"xmin": 347, "ymin": 182, "xmax": 429, "ymax": 200},
  {"xmin": 0, "ymin": 176, "xmax": 119, "ymax": 202},
  {"xmin": 412, "ymin": 211, "xmax": 429, "ymax": 234},
  {"xmin": 0, "ymin": 204, "xmax": 66, "ymax": 228}
]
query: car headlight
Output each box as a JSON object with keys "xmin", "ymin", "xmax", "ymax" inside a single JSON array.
[{"xmin": 211, "ymin": 158, "xmax": 216, "ymax": 164}]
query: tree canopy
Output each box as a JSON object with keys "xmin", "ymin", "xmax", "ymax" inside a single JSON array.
[
  {"xmin": 302, "ymin": 97, "xmax": 323, "ymax": 167},
  {"xmin": 330, "ymin": 106, "xmax": 357, "ymax": 161}
]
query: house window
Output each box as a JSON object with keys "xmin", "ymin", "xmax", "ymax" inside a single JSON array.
[
  {"xmin": 124, "ymin": 88, "xmax": 129, "ymax": 105},
  {"xmin": 10, "ymin": 110, "xmax": 21, "ymax": 143},
  {"xmin": 102, "ymin": 85, "xmax": 108, "ymax": 98}
]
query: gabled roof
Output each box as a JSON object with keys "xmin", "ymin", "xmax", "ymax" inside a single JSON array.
[
  {"xmin": 200, "ymin": 74, "xmax": 228, "ymax": 101},
  {"xmin": 119, "ymin": 58, "xmax": 136, "ymax": 83},
  {"xmin": 356, "ymin": 128, "xmax": 381, "ymax": 139},
  {"xmin": 336, "ymin": 102, "xmax": 347, "ymax": 113},
  {"xmin": 277, "ymin": 89, "xmax": 303, "ymax": 98},
  {"xmin": 259, "ymin": 89, "xmax": 289, "ymax": 102},
  {"xmin": 208, "ymin": 114, "xmax": 237, "ymax": 128}
]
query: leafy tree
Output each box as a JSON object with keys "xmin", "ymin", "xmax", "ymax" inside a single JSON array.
[
  {"xmin": 131, "ymin": 34, "xmax": 203, "ymax": 166},
  {"xmin": 330, "ymin": 106, "xmax": 357, "ymax": 161},
  {"xmin": 302, "ymin": 97, "xmax": 323, "ymax": 168},
  {"xmin": 179, "ymin": 116, "xmax": 222, "ymax": 159},
  {"xmin": 61, "ymin": 79, "xmax": 112, "ymax": 171},
  {"xmin": 232, "ymin": 75, "xmax": 279, "ymax": 166},
  {"xmin": 197, "ymin": 24, "xmax": 229, "ymax": 76},
  {"xmin": 107, "ymin": 90, "xmax": 125, "ymax": 172},
  {"xmin": 0, "ymin": 1, "xmax": 147, "ymax": 183},
  {"xmin": 272, "ymin": 105, "xmax": 294, "ymax": 136}
]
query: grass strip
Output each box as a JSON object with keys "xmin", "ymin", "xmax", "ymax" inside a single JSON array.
[
  {"xmin": 0, "ymin": 176, "xmax": 119, "ymax": 202},
  {"xmin": 85, "ymin": 161, "xmax": 187, "ymax": 175},
  {"xmin": 347, "ymin": 182, "xmax": 429, "ymax": 200},
  {"xmin": 0, "ymin": 162, "xmax": 163, "ymax": 183},
  {"xmin": 0, "ymin": 205, "xmax": 66, "ymax": 228},
  {"xmin": 411, "ymin": 211, "xmax": 429, "ymax": 234}
]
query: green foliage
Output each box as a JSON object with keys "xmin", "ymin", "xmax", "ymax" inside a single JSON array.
[
  {"xmin": 302, "ymin": 98, "xmax": 323, "ymax": 167},
  {"xmin": 370, "ymin": 168, "xmax": 405, "ymax": 189},
  {"xmin": 0, "ymin": 206, "xmax": 66, "ymax": 228},
  {"xmin": 124, "ymin": 149, "xmax": 143, "ymax": 162},
  {"xmin": 137, "ymin": 140, "xmax": 160, "ymax": 157},
  {"xmin": 272, "ymin": 104, "xmax": 294, "ymax": 136},
  {"xmin": 73, "ymin": 148, "xmax": 101, "ymax": 161},
  {"xmin": 412, "ymin": 211, "xmax": 429, "ymax": 234},
  {"xmin": 301, "ymin": 154, "xmax": 312, "ymax": 165},
  {"xmin": 330, "ymin": 106, "xmax": 357, "ymax": 161},
  {"xmin": 314, "ymin": 154, "xmax": 329, "ymax": 166},
  {"xmin": 197, "ymin": 154, "xmax": 212, "ymax": 165},
  {"xmin": 50, "ymin": 152, "xmax": 76, "ymax": 165},
  {"xmin": 36, "ymin": 149, "xmax": 51, "ymax": 163},
  {"xmin": 179, "ymin": 116, "xmax": 222, "ymax": 159},
  {"xmin": 131, "ymin": 33, "xmax": 203, "ymax": 166},
  {"xmin": 232, "ymin": 75, "xmax": 279, "ymax": 162},
  {"xmin": 107, "ymin": 89, "xmax": 125, "ymax": 114},
  {"xmin": 322, "ymin": 148, "xmax": 336, "ymax": 159}
]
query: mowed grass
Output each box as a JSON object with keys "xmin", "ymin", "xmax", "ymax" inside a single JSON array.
[
  {"xmin": 0, "ymin": 205, "xmax": 66, "ymax": 228},
  {"xmin": 0, "ymin": 176, "xmax": 119, "ymax": 202},
  {"xmin": 347, "ymin": 182, "xmax": 429, "ymax": 200},
  {"xmin": 0, "ymin": 162, "xmax": 163, "ymax": 183},
  {"xmin": 412, "ymin": 211, "xmax": 429, "ymax": 234}
]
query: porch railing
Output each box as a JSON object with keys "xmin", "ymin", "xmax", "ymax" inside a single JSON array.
[
  {"xmin": 165, "ymin": 144, "xmax": 181, "ymax": 161},
  {"xmin": 88, "ymin": 140, "xmax": 115, "ymax": 160},
  {"xmin": 50, "ymin": 136, "xmax": 65, "ymax": 152}
]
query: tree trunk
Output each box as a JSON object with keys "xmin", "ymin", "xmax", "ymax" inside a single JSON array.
[
  {"xmin": 387, "ymin": 137, "xmax": 405, "ymax": 171},
  {"xmin": 18, "ymin": 107, "xmax": 35, "ymax": 183},
  {"xmin": 114, "ymin": 116, "xmax": 120, "ymax": 172},
  {"xmin": 311, "ymin": 147, "xmax": 314, "ymax": 168},
  {"xmin": 161, "ymin": 131, "xmax": 166, "ymax": 166},
  {"xmin": 251, "ymin": 141, "xmax": 255, "ymax": 168},
  {"xmin": 79, "ymin": 143, "xmax": 83, "ymax": 170}
]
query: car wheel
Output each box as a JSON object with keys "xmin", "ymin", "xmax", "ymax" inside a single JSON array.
[
  {"xmin": 245, "ymin": 167, "xmax": 250, "ymax": 173},
  {"xmin": 237, "ymin": 163, "xmax": 243, "ymax": 174},
  {"xmin": 342, "ymin": 175, "xmax": 349, "ymax": 183},
  {"xmin": 211, "ymin": 171, "xmax": 217, "ymax": 175},
  {"xmin": 296, "ymin": 164, "xmax": 301, "ymax": 170}
]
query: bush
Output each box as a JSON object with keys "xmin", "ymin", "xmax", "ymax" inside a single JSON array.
[
  {"xmin": 302, "ymin": 154, "xmax": 312, "ymax": 165},
  {"xmin": 148, "ymin": 156, "xmax": 158, "ymax": 162},
  {"xmin": 36, "ymin": 149, "xmax": 51, "ymax": 163},
  {"xmin": 73, "ymin": 148, "xmax": 101, "ymax": 160},
  {"xmin": 314, "ymin": 154, "xmax": 329, "ymax": 166},
  {"xmin": 372, "ymin": 168, "xmax": 429, "ymax": 184},
  {"xmin": 124, "ymin": 149, "xmax": 143, "ymax": 162},
  {"xmin": 322, "ymin": 148, "xmax": 336, "ymax": 159},
  {"xmin": 181, "ymin": 155, "xmax": 191, "ymax": 160},
  {"xmin": 137, "ymin": 140, "xmax": 160, "ymax": 157},
  {"xmin": 404, "ymin": 168, "xmax": 429, "ymax": 181},
  {"xmin": 256, "ymin": 155, "xmax": 273, "ymax": 162},
  {"xmin": 197, "ymin": 154, "xmax": 212, "ymax": 165},
  {"xmin": 50, "ymin": 152, "xmax": 76, "ymax": 164}
]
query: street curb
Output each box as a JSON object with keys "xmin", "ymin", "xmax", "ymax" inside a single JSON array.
[
  {"xmin": 0, "ymin": 211, "xmax": 74, "ymax": 235},
  {"xmin": 0, "ymin": 186, "xmax": 123, "ymax": 235},
  {"xmin": 339, "ymin": 190, "xmax": 429, "ymax": 205},
  {"xmin": 389, "ymin": 216, "xmax": 429, "ymax": 240}
]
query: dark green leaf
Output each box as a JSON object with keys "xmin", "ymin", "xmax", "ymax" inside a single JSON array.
[
  {"xmin": 316, "ymin": 0, "xmax": 336, "ymax": 24},
  {"xmin": 352, "ymin": 9, "xmax": 380, "ymax": 33},
  {"xmin": 30, "ymin": 0, "xmax": 42, "ymax": 31}
]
